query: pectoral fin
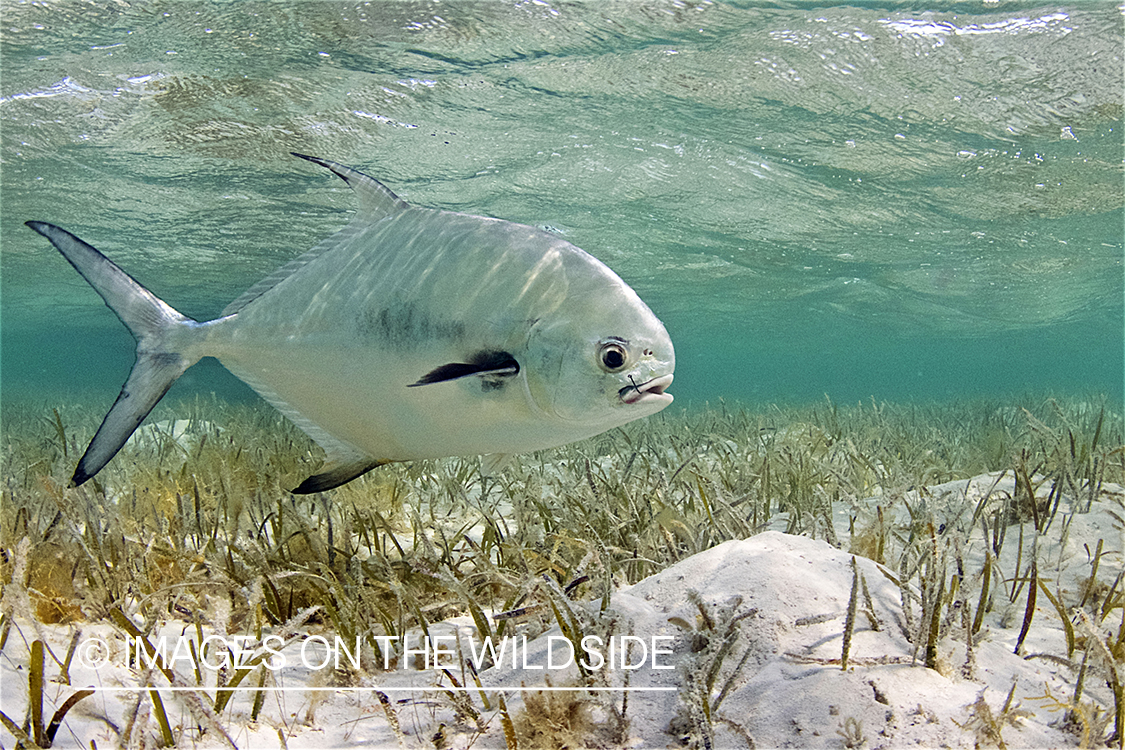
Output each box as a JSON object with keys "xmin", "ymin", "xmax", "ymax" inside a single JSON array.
[{"xmin": 408, "ymin": 350, "xmax": 519, "ymax": 387}]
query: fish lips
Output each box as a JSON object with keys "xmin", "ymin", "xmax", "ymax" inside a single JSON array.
[{"xmin": 618, "ymin": 374, "xmax": 674, "ymax": 406}]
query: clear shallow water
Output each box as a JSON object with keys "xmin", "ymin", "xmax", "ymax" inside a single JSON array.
[{"xmin": 1, "ymin": 1, "xmax": 1122, "ymax": 409}]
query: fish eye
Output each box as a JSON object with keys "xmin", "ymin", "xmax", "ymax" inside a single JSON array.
[{"xmin": 598, "ymin": 341, "xmax": 628, "ymax": 372}]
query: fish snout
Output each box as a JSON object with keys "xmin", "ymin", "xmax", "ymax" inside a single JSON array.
[{"xmin": 618, "ymin": 373, "xmax": 674, "ymax": 406}]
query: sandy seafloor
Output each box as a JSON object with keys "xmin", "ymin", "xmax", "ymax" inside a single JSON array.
[{"xmin": 3, "ymin": 471, "xmax": 1120, "ymax": 749}]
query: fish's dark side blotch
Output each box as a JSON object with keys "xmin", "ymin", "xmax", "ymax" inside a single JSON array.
[{"xmin": 358, "ymin": 301, "xmax": 466, "ymax": 350}]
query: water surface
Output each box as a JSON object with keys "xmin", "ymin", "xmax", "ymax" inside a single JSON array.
[{"xmin": 2, "ymin": 1, "xmax": 1121, "ymax": 407}]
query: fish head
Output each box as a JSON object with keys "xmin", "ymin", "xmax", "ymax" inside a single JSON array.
[{"xmin": 525, "ymin": 289, "xmax": 674, "ymax": 430}]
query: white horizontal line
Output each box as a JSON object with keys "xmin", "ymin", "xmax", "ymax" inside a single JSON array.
[{"xmin": 68, "ymin": 686, "xmax": 676, "ymax": 693}]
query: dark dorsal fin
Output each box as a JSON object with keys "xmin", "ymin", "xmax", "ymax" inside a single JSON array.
[
  {"xmin": 291, "ymin": 152, "xmax": 409, "ymax": 219},
  {"xmin": 222, "ymin": 155, "xmax": 410, "ymax": 317}
]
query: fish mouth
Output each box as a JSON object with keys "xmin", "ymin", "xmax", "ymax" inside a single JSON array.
[{"xmin": 619, "ymin": 374, "xmax": 674, "ymax": 405}]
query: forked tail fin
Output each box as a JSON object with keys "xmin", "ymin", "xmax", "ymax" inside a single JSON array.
[{"xmin": 25, "ymin": 221, "xmax": 202, "ymax": 486}]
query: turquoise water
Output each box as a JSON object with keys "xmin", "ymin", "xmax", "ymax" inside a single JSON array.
[{"xmin": 2, "ymin": 1, "xmax": 1122, "ymax": 410}]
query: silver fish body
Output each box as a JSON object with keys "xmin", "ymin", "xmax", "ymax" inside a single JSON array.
[{"xmin": 28, "ymin": 154, "xmax": 675, "ymax": 492}]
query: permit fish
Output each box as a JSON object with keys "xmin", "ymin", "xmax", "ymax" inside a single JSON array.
[{"xmin": 27, "ymin": 154, "xmax": 674, "ymax": 493}]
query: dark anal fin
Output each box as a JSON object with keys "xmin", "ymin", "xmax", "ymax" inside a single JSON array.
[{"xmin": 291, "ymin": 458, "xmax": 387, "ymax": 494}]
